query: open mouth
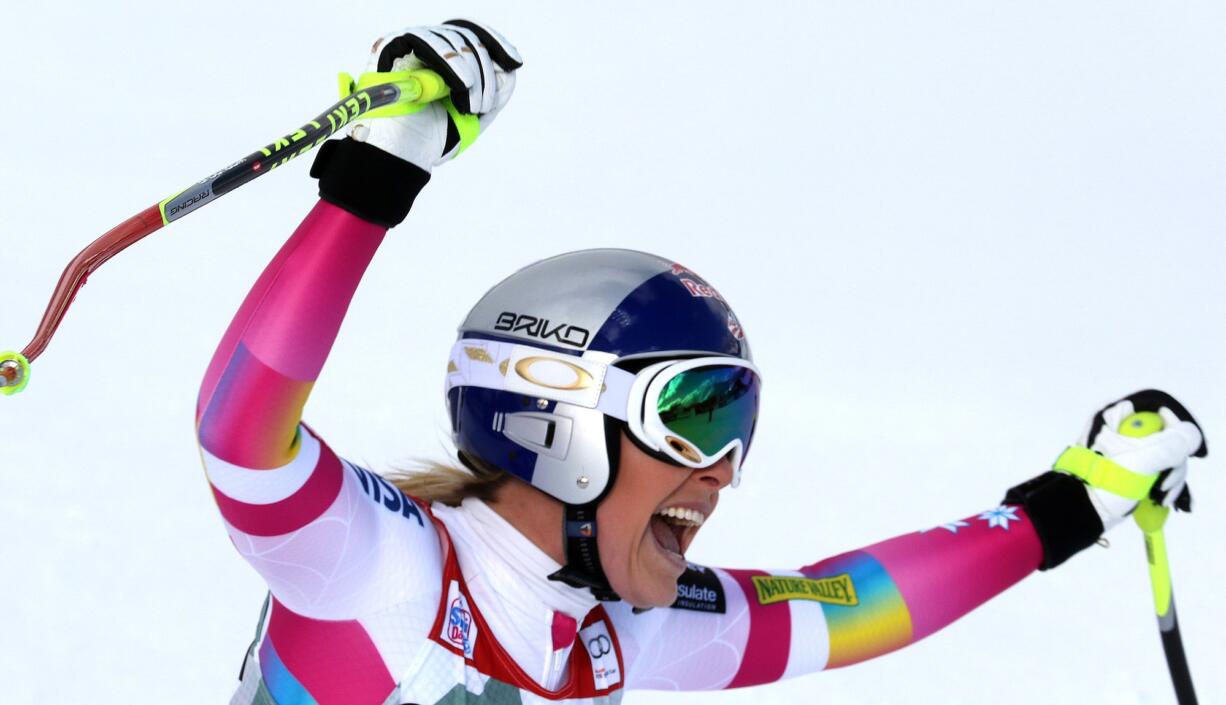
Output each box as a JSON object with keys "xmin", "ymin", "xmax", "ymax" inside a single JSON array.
[{"xmin": 649, "ymin": 507, "xmax": 707, "ymax": 559}]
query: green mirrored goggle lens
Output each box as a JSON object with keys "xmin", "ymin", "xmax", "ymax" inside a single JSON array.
[{"xmin": 656, "ymin": 365, "xmax": 760, "ymax": 459}]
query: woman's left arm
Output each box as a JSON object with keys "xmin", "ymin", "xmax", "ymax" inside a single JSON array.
[
  {"xmin": 610, "ymin": 503, "xmax": 1040, "ymax": 690},
  {"xmin": 609, "ymin": 390, "xmax": 1205, "ymax": 690}
]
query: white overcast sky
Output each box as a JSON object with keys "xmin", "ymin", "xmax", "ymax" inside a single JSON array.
[{"xmin": 1, "ymin": 2, "xmax": 1223, "ymax": 704}]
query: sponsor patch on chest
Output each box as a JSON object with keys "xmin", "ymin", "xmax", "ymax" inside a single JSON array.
[
  {"xmin": 440, "ymin": 580, "xmax": 479, "ymax": 659},
  {"xmin": 579, "ymin": 620, "xmax": 621, "ymax": 689},
  {"xmin": 672, "ymin": 564, "xmax": 727, "ymax": 613}
]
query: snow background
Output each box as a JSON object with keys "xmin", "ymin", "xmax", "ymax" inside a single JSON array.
[{"xmin": 1, "ymin": 1, "xmax": 1223, "ymax": 703}]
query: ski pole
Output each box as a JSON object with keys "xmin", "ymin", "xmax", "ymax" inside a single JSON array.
[
  {"xmin": 1119, "ymin": 411, "xmax": 1198, "ymax": 705},
  {"xmin": 0, "ymin": 69, "xmax": 449, "ymax": 397}
]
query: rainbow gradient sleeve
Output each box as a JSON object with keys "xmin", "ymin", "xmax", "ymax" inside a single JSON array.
[
  {"xmin": 193, "ymin": 199, "xmax": 455, "ymax": 705},
  {"xmin": 613, "ymin": 504, "xmax": 1044, "ymax": 690},
  {"xmin": 197, "ymin": 200, "xmax": 386, "ymax": 471},
  {"xmin": 802, "ymin": 504, "xmax": 1042, "ymax": 668}
]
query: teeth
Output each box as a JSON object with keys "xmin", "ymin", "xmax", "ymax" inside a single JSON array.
[{"xmin": 654, "ymin": 507, "xmax": 706, "ymax": 527}]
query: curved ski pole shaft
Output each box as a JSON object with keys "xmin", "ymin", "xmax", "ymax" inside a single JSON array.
[{"xmin": 0, "ymin": 70, "xmax": 447, "ymax": 395}]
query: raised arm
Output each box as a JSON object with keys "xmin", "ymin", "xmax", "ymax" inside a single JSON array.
[
  {"xmin": 196, "ymin": 200, "xmax": 385, "ymax": 465},
  {"xmin": 611, "ymin": 391, "xmax": 1206, "ymax": 691},
  {"xmin": 195, "ymin": 196, "xmax": 441, "ymax": 617},
  {"xmin": 195, "ymin": 21, "xmax": 522, "ymax": 619}
]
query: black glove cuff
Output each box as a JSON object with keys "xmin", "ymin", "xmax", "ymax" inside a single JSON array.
[
  {"xmin": 1003, "ymin": 471, "xmax": 1104, "ymax": 570},
  {"xmin": 310, "ymin": 138, "xmax": 430, "ymax": 228}
]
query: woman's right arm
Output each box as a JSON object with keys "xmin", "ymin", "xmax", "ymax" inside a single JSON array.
[
  {"xmin": 196, "ymin": 197, "xmax": 442, "ymax": 620},
  {"xmin": 195, "ymin": 21, "xmax": 521, "ymax": 620}
]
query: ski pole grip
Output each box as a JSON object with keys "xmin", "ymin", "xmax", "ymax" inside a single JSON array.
[
  {"xmin": 1119, "ymin": 411, "xmax": 1164, "ymax": 439},
  {"xmin": 1120, "ymin": 411, "xmax": 1172, "ymax": 533},
  {"xmin": 405, "ymin": 69, "xmax": 449, "ymax": 104},
  {"xmin": 342, "ymin": 69, "xmax": 451, "ymax": 119}
]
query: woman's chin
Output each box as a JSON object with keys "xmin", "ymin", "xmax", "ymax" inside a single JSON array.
[
  {"xmin": 624, "ymin": 580, "xmax": 681, "ymax": 609},
  {"xmin": 618, "ymin": 551, "xmax": 685, "ymax": 607}
]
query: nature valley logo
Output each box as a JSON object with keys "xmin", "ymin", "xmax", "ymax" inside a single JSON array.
[{"xmin": 751, "ymin": 574, "xmax": 859, "ymax": 606}]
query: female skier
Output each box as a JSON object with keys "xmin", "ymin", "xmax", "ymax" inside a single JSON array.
[{"xmin": 196, "ymin": 21, "xmax": 1207, "ymax": 705}]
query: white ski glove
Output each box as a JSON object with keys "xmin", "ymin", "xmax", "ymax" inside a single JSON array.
[
  {"xmin": 350, "ymin": 20, "xmax": 522, "ymax": 172},
  {"xmin": 1004, "ymin": 390, "xmax": 1206, "ymax": 570},
  {"xmin": 1060, "ymin": 390, "xmax": 1206, "ymax": 531}
]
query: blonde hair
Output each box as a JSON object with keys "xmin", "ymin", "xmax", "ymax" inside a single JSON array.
[{"xmin": 387, "ymin": 454, "xmax": 510, "ymax": 507}]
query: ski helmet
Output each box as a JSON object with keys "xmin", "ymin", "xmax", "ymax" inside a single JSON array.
[{"xmin": 444, "ymin": 248, "xmax": 757, "ymax": 598}]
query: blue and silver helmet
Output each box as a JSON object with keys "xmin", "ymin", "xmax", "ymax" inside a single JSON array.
[
  {"xmin": 445, "ymin": 248, "xmax": 751, "ymax": 505},
  {"xmin": 445, "ymin": 248, "xmax": 757, "ymax": 599}
]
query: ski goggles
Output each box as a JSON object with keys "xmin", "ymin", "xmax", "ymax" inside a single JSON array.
[{"xmin": 445, "ymin": 339, "xmax": 762, "ymax": 485}]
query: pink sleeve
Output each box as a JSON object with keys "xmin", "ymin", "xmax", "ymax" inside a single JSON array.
[
  {"xmin": 611, "ymin": 504, "xmax": 1042, "ymax": 690},
  {"xmin": 195, "ymin": 200, "xmax": 441, "ymax": 619},
  {"xmin": 197, "ymin": 199, "xmax": 385, "ymax": 465}
]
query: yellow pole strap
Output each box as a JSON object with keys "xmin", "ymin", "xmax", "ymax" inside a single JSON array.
[
  {"xmin": 1052, "ymin": 446, "xmax": 1156, "ymax": 500},
  {"xmin": 443, "ymin": 102, "xmax": 481, "ymax": 154},
  {"xmin": 337, "ymin": 69, "xmax": 475, "ymax": 153}
]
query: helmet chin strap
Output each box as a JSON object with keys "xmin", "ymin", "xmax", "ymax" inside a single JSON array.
[
  {"xmin": 547, "ymin": 416, "xmax": 625, "ymax": 602},
  {"xmin": 548, "ymin": 502, "xmax": 619, "ymax": 601}
]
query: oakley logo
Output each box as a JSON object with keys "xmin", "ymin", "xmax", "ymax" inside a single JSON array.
[
  {"xmin": 514, "ymin": 356, "xmax": 595, "ymax": 391},
  {"xmin": 587, "ymin": 635, "xmax": 612, "ymax": 658},
  {"xmin": 495, "ymin": 311, "xmax": 590, "ymax": 348}
]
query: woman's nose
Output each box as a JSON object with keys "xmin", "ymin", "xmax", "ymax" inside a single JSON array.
[{"xmin": 694, "ymin": 456, "xmax": 733, "ymax": 490}]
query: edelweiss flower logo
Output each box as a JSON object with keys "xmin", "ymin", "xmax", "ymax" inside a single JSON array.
[
  {"xmin": 920, "ymin": 519, "xmax": 970, "ymax": 534},
  {"xmin": 978, "ymin": 505, "xmax": 1021, "ymax": 530}
]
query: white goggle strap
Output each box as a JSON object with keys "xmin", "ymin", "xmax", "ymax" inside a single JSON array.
[{"xmin": 444, "ymin": 338, "xmax": 634, "ymax": 420}]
